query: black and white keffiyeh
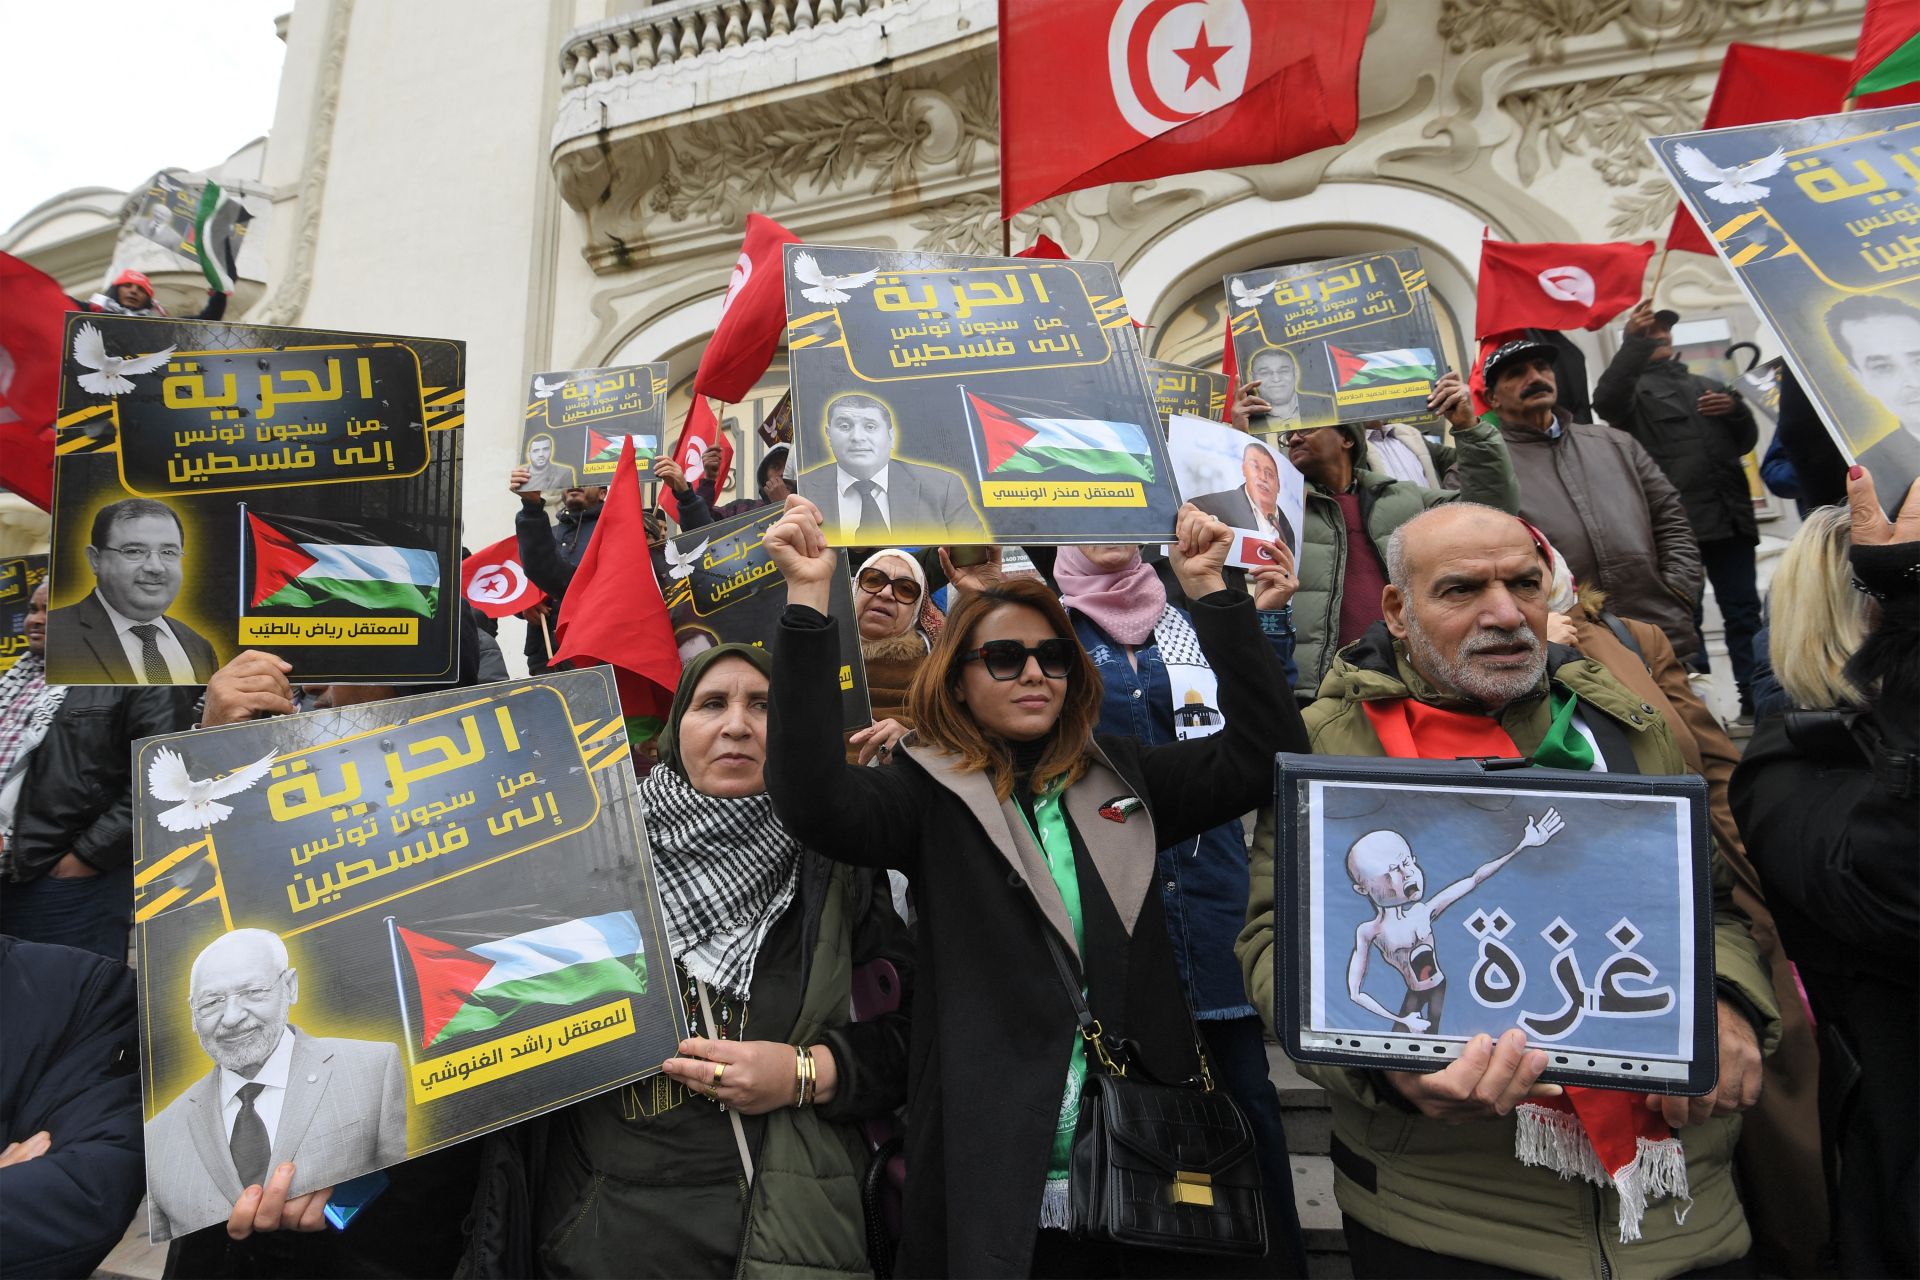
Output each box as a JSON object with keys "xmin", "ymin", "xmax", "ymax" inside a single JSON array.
[{"xmin": 641, "ymin": 762, "xmax": 804, "ymax": 1000}]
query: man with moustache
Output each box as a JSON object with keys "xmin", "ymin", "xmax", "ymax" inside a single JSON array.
[
  {"xmin": 1237, "ymin": 504, "xmax": 1776, "ymax": 1279},
  {"xmin": 1191, "ymin": 439, "xmax": 1299, "ymax": 553},
  {"xmin": 1488, "ymin": 337, "xmax": 1704, "ymax": 663},
  {"xmin": 46, "ymin": 498, "xmax": 218, "ymax": 684},
  {"xmin": 145, "ymin": 928, "xmax": 408, "ymax": 1242},
  {"xmin": 1, "ymin": 582, "xmax": 194, "ymax": 957}
]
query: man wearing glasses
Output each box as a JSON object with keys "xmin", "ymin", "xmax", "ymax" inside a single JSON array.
[
  {"xmin": 146, "ymin": 927, "xmax": 408, "ymax": 1241},
  {"xmin": 47, "ymin": 498, "xmax": 217, "ymax": 684}
]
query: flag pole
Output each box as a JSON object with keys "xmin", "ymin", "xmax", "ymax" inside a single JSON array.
[
  {"xmin": 385, "ymin": 916, "xmax": 421, "ymax": 1069},
  {"xmin": 237, "ymin": 501, "xmax": 248, "ymax": 623},
  {"xmin": 539, "ymin": 611, "xmax": 555, "ymax": 662},
  {"xmin": 1647, "ymin": 246, "xmax": 1673, "ymax": 301},
  {"xmin": 1000, "ymin": 212, "xmax": 1011, "ymax": 258}
]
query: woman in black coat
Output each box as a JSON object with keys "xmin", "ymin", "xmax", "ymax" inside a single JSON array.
[
  {"xmin": 763, "ymin": 497, "xmax": 1307, "ymax": 1278},
  {"xmin": 1730, "ymin": 469, "xmax": 1920, "ymax": 1279}
]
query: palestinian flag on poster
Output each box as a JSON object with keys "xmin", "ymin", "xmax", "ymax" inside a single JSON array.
[
  {"xmin": 1329, "ymin": 345, "xmax": 1437, "ymax": 389},
  {"xmin": 190, "ymin": 180, "xmax": 250, "ymax": 293},
  {"xmin": 245, "ymin": 510, "xmax": 440, "ymax": 616},
  {"xmin": 586, "ymin": 430, "xmax": 658, "ymax": 467},
  {"xmin": 964, "ymin": 389, "xmax": 1155, "ymax": 483},
  {"xmin": 394, "ymin": 911, "xmax": 649, "ymax": 1051}
]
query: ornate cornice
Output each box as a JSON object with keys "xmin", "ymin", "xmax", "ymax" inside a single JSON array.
[{"xmin": 256, "ymin": 0, "xmax": 352, "ymax": 326}]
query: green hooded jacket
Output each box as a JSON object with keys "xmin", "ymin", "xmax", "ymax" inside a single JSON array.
[
  {"xmin": 1290, "ymin": 419, "xmax": 1520, "ymax": 699},
  {"xmin": 1235, "ymin": 627, "xmax": 1780, "ymax": 1279}
]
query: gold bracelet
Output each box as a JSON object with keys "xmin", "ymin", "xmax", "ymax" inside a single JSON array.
[{"xmin": 793, "ymin": 1044, "xmax": 808, "ymax": 1109}]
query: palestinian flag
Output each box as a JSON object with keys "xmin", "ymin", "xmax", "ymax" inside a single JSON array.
[
  {"xmin": 1851, "ymin": 0, "xmax": 1920, "ymax": 97},
  {"xmin": 964, "ymin": 389, "xmax": 1154, "ymax": 482},
  {"xmin": 246, "ymin": 510, "xmax": 440, "ymax": 616},
  {"xmin": 1329, "ymin": 346, "xmax": 1437, "ymax": 389},
  {"xmin": 190, "ymin": 179, "xmax": 251, "ymax": 294},
  {"xmin": 394, "ymin": 911, "xmax": 648, "ymax": 1051},
  {"xmin": 587, "ymin": 430, "xmax": 658, "ymax": 466}
]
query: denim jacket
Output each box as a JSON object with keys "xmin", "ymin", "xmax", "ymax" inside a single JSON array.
[{"xmin": 1069, "ymin": 604, "xmax": 1296, "ymax": 1018}]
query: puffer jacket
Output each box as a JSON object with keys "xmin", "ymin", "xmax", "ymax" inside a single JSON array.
[
  {"xmin": 1593, "ymin": 337, "xmax": 1758, "ymax": 545},
  {"xmin": 1291, "ymin": 418, "xmax": 1520, "ymax": 697},
  {"xmin": 1235, "ymin": 626, "xmax": 1780, "ymax": 1279},
  {"xmin": 1499, "ymin": 413, "xmax": 1704, "ymax": 661},
  {"xmin": 460, "ymin": 855, "xmax": 910, "ymax": 1280}
]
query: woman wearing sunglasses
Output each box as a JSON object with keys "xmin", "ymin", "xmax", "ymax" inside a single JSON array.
[
  {"xmin": 846, "ymin": 549, "xmax": 938, "ymax": 765},
  {"xmin": 763, "ymin": 496, "xmax": 1307, "ymax": 1279},
  {"xmin": 1056, "ymin": 539, "xmax": 1309, "ymax": 1275}
]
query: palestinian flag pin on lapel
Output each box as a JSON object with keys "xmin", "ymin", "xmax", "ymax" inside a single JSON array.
[{"xmin": 1099, "ymin": 795, "xmax": 1144, "ymax": 824}]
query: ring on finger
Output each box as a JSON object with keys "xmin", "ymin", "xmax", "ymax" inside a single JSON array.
[{"xmin": 712, "ymin": 1062, "xmax": 726, "ymax": 1087}]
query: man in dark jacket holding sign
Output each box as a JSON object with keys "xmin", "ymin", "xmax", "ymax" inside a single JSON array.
[{"xmin": 1595, "ymin": 301, "xmax": 1761, "ymax": 718}]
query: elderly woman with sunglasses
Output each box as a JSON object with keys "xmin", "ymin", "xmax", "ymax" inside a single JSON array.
[{"xmin": 763, "ymin": 496, "xmax": 1308, "ymax": 1279}]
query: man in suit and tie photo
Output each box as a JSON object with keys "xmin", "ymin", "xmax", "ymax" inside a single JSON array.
[
  {"xmin": 46, "ymin": 498, "xmax": 217, "ymax": 684},
  {"xmin": 1190, "ymin": 439, "xmax": 1300, "ymax": 555},
  {"xmin": 1825, "ymin": 292, "xmax": 1920, "ymax": 503},
  {"xmin": 798, "ymin": 392, "xmax": 988, "ymax": 544},
  {"xmin": 145, "ymin": 928, "xmax": 409, "ymax": 1241}
]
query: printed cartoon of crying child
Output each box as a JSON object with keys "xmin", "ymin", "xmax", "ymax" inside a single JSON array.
[{"xmin": 1345, "ymin": 808, "xmax": 1563, "ymax": 1033}]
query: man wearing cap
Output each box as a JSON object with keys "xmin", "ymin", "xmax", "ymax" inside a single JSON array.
[
  {"xmin": 1595, "ymin": 300, "xmax": 1761, "ymax": 719},
  {"xmin": 80, "ymin": 268, "xmax": 228, "ymax": 321},
  {"xmin": 1233, "ymin": 370, "xmax": 1520, "ymax": 700},
  {"xmin": 697, "ymin": 444, "xmax": 793, "ymax": 521},
  {"xmin": 1487, "ymin": 334, "xmax": 1705, "ymax": 670}
]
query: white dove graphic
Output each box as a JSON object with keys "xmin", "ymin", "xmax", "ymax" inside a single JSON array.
[
  {"xmin": 147, "ymin": 746, "xmax": 278, "ymax": 832},
  {"xmin": 1229, "ymin": 278, "xmax": 1278, "ymax": 309},
  {"xmin": 72, "ymin": 322, "xmax": 176, "ymax": 396},
  {"xmin": 531, "ymin": 375, "xmax": 567, "ymax": 399},
  {"xmin": 663, "ymin": 537, "xmax": 709, "ymax": 581},
  {"xmin": 793, "ymin": 252, "xmax": 879, "ymax": 305},
  {"xmin": 1673, "ymin": 144, "xmax": 1788, "ymax": 205}
]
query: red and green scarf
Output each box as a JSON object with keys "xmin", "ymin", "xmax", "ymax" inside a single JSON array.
[{"xmin": 1360, "ymin": 689, "xmax": 1691, "ymax": 1243}]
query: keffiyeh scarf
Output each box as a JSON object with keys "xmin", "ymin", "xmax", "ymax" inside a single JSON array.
[
  {"xmin": 641, "ymin": 762, "xmax": 804, "ymax": 1001},
  {"xmin": 0, "ymin": 653, "xmax": 66, "ymax": 847}
]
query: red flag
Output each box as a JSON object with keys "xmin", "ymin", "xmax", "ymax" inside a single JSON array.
[
  {"xmin": 0, "ymin": 252, "xmax": 78, "ymax": 511},
  {"xmin": 1850, "ymin": 0, "xmax": 1920, "ymax": 97},
  {"xmin": 553, "ymin": 437, "xmax": 682, "ymax": 741},
  {"xmin": 1468, "ymin": 331, "xmax": 1522, "ymax": 417},
  {"xmin": 693, "ymin": 213, "xmax": 801, "ymax": 403},
  {"xmin": 1221, "ymin": 325, "xmax": 1238, "ymax": 418},
  {"xmin": 658, "ymin": 394, "xmax": 734, "ymax": 524},
  {"xmin": 1668, "ymin": 43, "xmax": 1920, "ymax": 254},
  {"xmin": 1474, "ymin": 240, "xmax": 1655, "ymax": 337},
  {"xmin": 460, "ymin": 535, "xmax": 547, "ymax": 619},
  {"xmin": 1014, "ymin": 235, "xmax": 1071, "ymax": 260},
  {"xmin": 999, "ymin": 1, "xmax": 1371, "ymax": 218}
]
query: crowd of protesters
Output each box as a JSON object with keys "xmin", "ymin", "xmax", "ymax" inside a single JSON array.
[{"xmin": 1, "ymin": 284, "xmax": 1915, "ymax": 1280}]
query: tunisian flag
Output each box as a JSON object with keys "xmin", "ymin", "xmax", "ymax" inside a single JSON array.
[
  {"xmin": 1474, "ymin": 240, "xmax": 1655, "ymax": 337},
  {"xmin": 460, "ymin": 535, "xmax": 546, "ymax": 619},
  {"xmin": 692, "ymin": 213, "xmax": 800, "ymax": 403},
  {"xmin": 658, "ymin": 394, "xmax": 734, "ymax": 524},
  {"xmin": 999, "ymin": 0, "xmax": 1372, "ymax": 218},
  {"xmin": 0, "ymin": 251, "xmax": 78, "ymax": 511},
  {"xmin": 553, "ymin": 436, "xmax": 682, "ymax": 743},
  {"xmin": 1668, "ymin": 43, "xmax": 1920, "ymax": 254}
]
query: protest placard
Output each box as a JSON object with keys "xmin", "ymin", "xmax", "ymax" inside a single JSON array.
[
  {"xmin": 131, "ymin": 667, "xmax": 684, "ymax": 1242},
  {"xmin": 1650, "ymin": 105, "xmax": 1920, "ymax": 508},
  {"xmin": 45, "ymin": 313, "xmax": 463, "ymax": 685},
  {"xmin": 661, "ymin": 504, "xmax": 872, "ymax": 730},
  {"xmin": 1145, "ymin": 358, "xmax": 1229, "ymax": 426},
  {"xmin": 0, "ymin": 554, "xmax": 47, "ymax": 674},
  {"xmin": 519, "ymin": 364, "xmax": 670, "ymax": 490},
  {"xmin": 1274, "ymin": 756, "xmax": 1715, "ymax": 1095},
  {"xmin": 1225, "ymin": 249, "xmax": 1446, "ymax": 435},
  {"xmin": 783, "ymin": 246, "xmax": 1182, "ymax": 545},
  {"xmin": 1167, "ymin": 413, "xmax": 1303, "ymax": 569}
]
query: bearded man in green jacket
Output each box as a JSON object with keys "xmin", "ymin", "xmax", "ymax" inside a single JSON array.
[{"xmin": 1237, "ymin": 503, "xmax": 1777, "ymax": 1279}]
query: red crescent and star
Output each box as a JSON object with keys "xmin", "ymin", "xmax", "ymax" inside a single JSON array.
[{"xmin": 1126, "ymin": 0, "xmax": 1241, "ymax": 123}]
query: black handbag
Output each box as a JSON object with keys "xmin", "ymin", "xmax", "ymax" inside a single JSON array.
[{"xmin": 1041, "ymin": 929, "xmax": 1267, "ymax": 1257}]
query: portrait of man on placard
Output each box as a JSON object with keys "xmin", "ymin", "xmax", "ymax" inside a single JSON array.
[
  {"xmin": 1824, "ymin": 292, "xmax": 1920, "ymax": 501},
  {"xmin": 1168, "ymin": 413, "xmax": 1305, "ymax": 569},
  {"xmin": 521, "ymin": 432, "xmax": 578, "ymax": 493},
  {"xmin": 46, "ymin": 498, "xmax": 217, "ymax": 684},
  {"xmin": 798, "ymin": 392, "xmax": 987, "ymax": 544},
  {"xmin": 1246, "ymin": 347, "xmax": 1303, "ymax": 430},
  {"xmin": 145, "ymin": 928, "xmax": 408, "ymax": 1241}
]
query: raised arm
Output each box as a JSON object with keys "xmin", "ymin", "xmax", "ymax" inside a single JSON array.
[
  {"xmin": 1425, "ymin": 808, "xmax": 1563, "ymax": 917},
  {"xmin": 763, "ymin": 497, "xmax": 926, "ymax": 872},
  {"xmin": 1134, "ymin": 507, "xmax": 1308, "ymax": 850}
]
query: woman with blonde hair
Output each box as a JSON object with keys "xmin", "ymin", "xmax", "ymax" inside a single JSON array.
[
  {"xmin": 1760, "ymin": 505, "xmax": 1874, "ymax": 712},
  {"xmin": 762, "ymin": 496, "xmax": 1305, "ymax": 1278}
]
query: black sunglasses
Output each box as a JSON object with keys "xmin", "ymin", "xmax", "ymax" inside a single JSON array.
[
  {"xmin": 959, "ymin": 637, "xmax": 1076, "ymax": 681},
  {"xmin": 856, "ymin": 568, "xmax": 923, "ymax": 605}
]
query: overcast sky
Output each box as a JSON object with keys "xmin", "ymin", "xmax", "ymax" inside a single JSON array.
[{"xmin": 0, "ymin": 1, "xmax": 289, "ymax": 233}]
